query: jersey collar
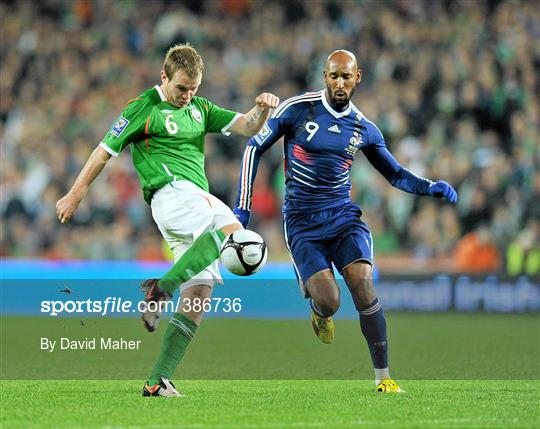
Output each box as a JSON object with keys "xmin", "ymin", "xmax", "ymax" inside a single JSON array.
[
  {"xmin": 321, "ymin": 89, "xmax": 352, "ymax": 118},
  {"xmin": 154, "ymin": 84, "xmax": 167, "ymax": 102}
]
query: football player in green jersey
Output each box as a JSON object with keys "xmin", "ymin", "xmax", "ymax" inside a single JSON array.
[{"xmin": 56, "ymin": 44, "xmax": 279, "ymax": 397}]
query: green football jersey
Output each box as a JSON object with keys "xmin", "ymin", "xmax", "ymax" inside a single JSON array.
[{"xmin": 100, "ymin": 85, "xmax": 239, "ymax": 204}]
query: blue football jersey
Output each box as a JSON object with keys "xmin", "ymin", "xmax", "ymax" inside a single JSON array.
[{"xmin": 235, "ymin": 90, "xmax": 432, "ymax": 214}]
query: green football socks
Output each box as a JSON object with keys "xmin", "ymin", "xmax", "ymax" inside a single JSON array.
[
  {"xmin": 158, "ymin": 230, "xmax": 225, "ymax": 295},
  {"xmin": 148, "ymin": 313, "xmax": 198, "ymax": 386}
]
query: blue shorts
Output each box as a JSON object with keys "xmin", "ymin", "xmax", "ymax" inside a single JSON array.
[{"xmin": 283, "ymin": 202, "xmax": 373, "ymax": 284}]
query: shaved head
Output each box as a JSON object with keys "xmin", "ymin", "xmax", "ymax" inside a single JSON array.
[
  {"xmin": 325, "ymin": 50, "xmax": 358, "ymax": 71},
  {"xmin": 323, "ymin": 50, "xmax": 361, "ymax": 110}
]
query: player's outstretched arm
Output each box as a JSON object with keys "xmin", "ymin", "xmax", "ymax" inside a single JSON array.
[
  {"xmin": 56, "ymin": 146, "xmax": 112, "ymax": 224},
  {"xmin": 229, "ymin": 93, "xmax": 279, "ymax": 137},
  {"xmin": 362, "ymin": 121, "xmax": 457, "ymax": 203},
  {"xmin": 364, "ymin": 145, "xmax": 458, "ymax": 203}
]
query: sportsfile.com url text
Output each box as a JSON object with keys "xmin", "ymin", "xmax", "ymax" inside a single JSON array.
[{"xmin": 40, "ymin": 297, "xmax": 242, "ymax": 316}]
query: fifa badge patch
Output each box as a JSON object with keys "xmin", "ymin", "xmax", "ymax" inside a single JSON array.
[
  {"xmin": 110, "ymin": 116, "xmax": 129, "ymax": 137},
  {"xmin": 259, "ymin": 124, "xmax": 271, "ymax": 137},
  {"xmin": 191, "ymin": 109, "xmax": 202, "ymax": 123},
  {"xmin": 254, "ymin": 124, "xmax": 271, "ymax": 145}
]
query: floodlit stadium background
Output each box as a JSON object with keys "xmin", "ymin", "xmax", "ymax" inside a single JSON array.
[
  {"xmin": 0, "ymin": 0, "xmax": 539, "ymax": 395},
  {"xmin": 1, "ymin": 0, "xmax": 538, "ymax": 278}
]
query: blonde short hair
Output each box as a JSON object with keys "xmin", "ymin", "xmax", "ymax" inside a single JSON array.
[{"xmin": 163, "ymin": 43, "xmax": 204, "ymax": 80}]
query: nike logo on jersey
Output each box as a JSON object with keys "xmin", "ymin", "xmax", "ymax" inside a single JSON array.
[{"xmin": 328, "ymin": 124, "xmax": 341, "ymax": 133}]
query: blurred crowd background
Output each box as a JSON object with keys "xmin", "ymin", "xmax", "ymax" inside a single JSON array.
[{"xmin": 1, "ymin": 0, "xmax": 538, "ymax": 275}]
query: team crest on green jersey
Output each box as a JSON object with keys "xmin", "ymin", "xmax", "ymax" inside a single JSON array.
[{"xmin": 191, "ymin": 108, "xmax": 202, "ymax": 123}]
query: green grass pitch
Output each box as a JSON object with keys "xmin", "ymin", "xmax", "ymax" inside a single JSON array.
[
  {"xmin": 2, "ymin": 379, "xmax": 538, "ymax": 429},
  {"xmin": 1, "ymin": 313, "xmax": 539, "ymax": 428}
]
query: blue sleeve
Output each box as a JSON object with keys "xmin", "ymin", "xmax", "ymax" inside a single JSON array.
[
  {"xmin": 361, "ymin": 123, "xmax": 433, "ymax": 195},
  {"xmin": 234, "ymin": 113, "xmax": 285, "ymax": 210}
]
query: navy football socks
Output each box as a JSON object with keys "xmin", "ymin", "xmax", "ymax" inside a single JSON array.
[{"xmin": 358, "ymin": 298, "xmax": 388, "ymax": 369}]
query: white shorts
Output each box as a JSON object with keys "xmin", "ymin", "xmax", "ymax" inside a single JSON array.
[{"xmin": 150, "ymin": 180, "xmax": 240, "ymax": 292}]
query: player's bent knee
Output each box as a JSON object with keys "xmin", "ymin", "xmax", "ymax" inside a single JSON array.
[
  {"xmin": 315, "ymin": 295, "xmax": 340, "ymax": 317},
  {"xmin": 321, "ymin": 301, "xmax": 340, "ymax": 317},
  {"xmin": 354, "ymin": 295, "xmax": 375, "ymax": 312},
  {"xmin": 180, "ymin": 284, "xmax": 213, "ymax": 306},
  {"xmin": 306, "ymin": 269, "xmax": 340, "ymax": 317},
  {"xmin": 352, "ymin": 282, "xmax": 377, "ymax": 310},
  {"xmin": 185, "ymin": 285, "xmax": 212, "ymax": 299},
  {"xmin": 219, "ymin": 222, "xmax": 243, "ymax": 237}
]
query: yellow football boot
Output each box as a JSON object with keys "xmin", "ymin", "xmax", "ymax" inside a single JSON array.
[
  {"xmin": 311, "ymin": 311, "xmax": 335, "ymax": 344},
  {"xmin": 376, "ymin": 378, "xmax": 404, "ymax": 393}
]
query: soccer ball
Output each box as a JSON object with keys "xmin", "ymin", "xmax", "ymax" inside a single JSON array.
[{"xmin": 220, "ymin": 230, "xmax": 268, "ymax": 276}]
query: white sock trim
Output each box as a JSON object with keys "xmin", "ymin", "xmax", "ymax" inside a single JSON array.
[
  {"xmin": 360, "ymin": 301, "xmax": 381, "ymax": 316},
  {"xmin": 374, "ymin": 367, "xmax": 390, "ymax": 385}
]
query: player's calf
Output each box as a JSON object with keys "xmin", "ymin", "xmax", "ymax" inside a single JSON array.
[
  {"xmin": 178, "ymin": 284, "xmax": 213, "ymax": 325},
  {"xmin": 342, "ymin": 263, "xmax": 396, "ymax": 387}
]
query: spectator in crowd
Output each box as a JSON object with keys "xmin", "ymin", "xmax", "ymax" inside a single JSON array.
[
  {"xmin": 506, "ymin": 219, "xmax": 540, "ymax": 277},
  {"xmin": 454, "ymin": 225, "xmax": 502, "ymax": 274}
]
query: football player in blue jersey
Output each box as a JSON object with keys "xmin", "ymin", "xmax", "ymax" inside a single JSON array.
[{"xmin": 233, "ymin": 50, "xmax": 457, "ymax": 393}]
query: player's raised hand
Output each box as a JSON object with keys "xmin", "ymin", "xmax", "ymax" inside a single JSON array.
[
  {"xmin": 233, "ymin": 207, "xmax": 251, "ymax": 229},
  {"xmin": 255, "ymin": 93, "xmax": 280, "ymax": 110},
  {"xmin": 56, "ymin": 192, "xmax": 82, "ymax": 224},
  {"xmin": 428, "ymin": 180, "xmax": 458, "ymax": 204}
]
